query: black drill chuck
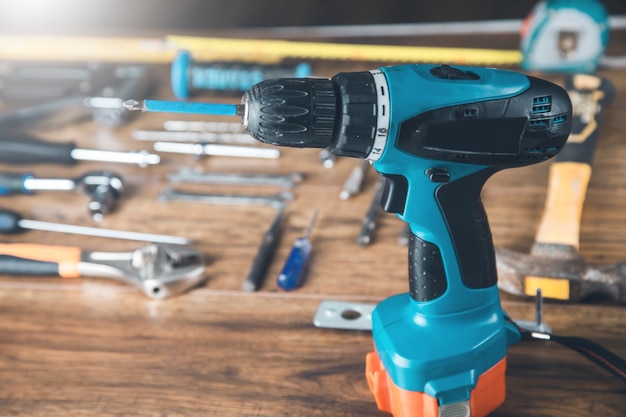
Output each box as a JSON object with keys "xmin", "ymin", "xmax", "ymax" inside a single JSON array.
[
  {"xmin": 242, "ymin": 78, "xmax": 337, "ymax": 148},
  {"xmin": 242, "ymin": 72, "xmax": 380, "ymax": 159}
]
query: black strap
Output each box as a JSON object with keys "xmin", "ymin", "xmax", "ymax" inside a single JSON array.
[{"xmin": 508, "ymin": 317, "xmax": 626, "ymax": 384}]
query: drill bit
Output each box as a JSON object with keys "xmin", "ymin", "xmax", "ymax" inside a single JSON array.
[
  {"xmin": 123, "ymin": 99, "xmax": 244, "ymax": 117},
  {"xmin": 340, "ymin": 160, "xmax": 370, "ymax": 200},
  {"xmin": 357, "ymin": 179, "xmax": 384, "ymax": 246}
]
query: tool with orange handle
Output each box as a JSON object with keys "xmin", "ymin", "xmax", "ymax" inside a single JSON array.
[
  {"xmin": 496, "ymin": 73, "xmax": 619, "ymax": 303},
  {"xmin": 0, "ymin": 242, "xmax": 205, "ymax": 299}
]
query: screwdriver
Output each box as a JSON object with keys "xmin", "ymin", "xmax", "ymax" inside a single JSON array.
[
  {"xmin": 0, "ymin": 208, "xmax": 191, "ymax": 245},
  {"xmin": 0, "ymin": 135, "xmax": 160, "ymax": 167},
  {"xmin": 242, "ymin": 204, "xmax": 286, "ymax": 292},
  {"xmin": 276, "ymin": 209, "xmax": 318, "ymax": 291}
]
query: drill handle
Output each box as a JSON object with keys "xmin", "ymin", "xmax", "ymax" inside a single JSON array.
[{"xmin": 404, "ymin": 168, "xmax": 499, "ymax": 303}]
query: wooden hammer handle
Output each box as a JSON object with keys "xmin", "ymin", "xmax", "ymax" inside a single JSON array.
[{"xmin": 534, "ymin": 162, "xmax": 591, "ymax": 248}]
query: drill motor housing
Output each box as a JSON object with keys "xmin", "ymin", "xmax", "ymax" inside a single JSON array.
[{"xmin": 243, "ymin": 64, "xmax": 572, "ymax": 417}]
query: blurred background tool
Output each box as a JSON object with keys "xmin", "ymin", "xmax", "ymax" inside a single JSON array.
[
  {"xmin": 163, "ymin": 120, "xmax": 243, "ymax": 133},
  {"xmin": 356, "ymin": 179, "xmax": 384, "ymax": 246},
  {"xmin": 159, "ymin": 189, "xmax": 293, "ymax": 208},
  {"xmin": 0, "ymin": 61, "xmax": 110, "ymax": 103},
  {"xmin": 1, "ymin": 2, "xmax": 625, "ymax": 69},
  {"xmin": 166, "ymin": 34, "xmax": 522, "ymax": 66},
  {"xmin": 152, "ymin": 141, "xmax": 280, "ymax": 159},
  {"xmin": 1, "ymin": 63, "xmax": 155, "ymax": 128},
  {"xmin": 242, "ymin": 205, "xmax": 286, "ymax": 292},
  {"xmin": 0, "ymin": 35, "xmax": 173, "ymax": 63},
  {"xmin": 0, "ymin": 33, "xmax": 521, "ymax": 66},
  {"xmin": 0, "ymin": 96, "xmax": 92, "ymax": 131},
  {"xmin": 521, "ymin": 0, "xmax": 611, "ymax": 73},
  {"xmin": 276, "ymin": 210, "xmax": 318, "ymax": 291},
  {"xmin": 318, "ymin": 149, "xmax": 336, "ymax": 169},
  {"xmin": 132, "ymin": 130, "xmax": 255, "ymax": 144},
  {"xmin": 0, "ymin": 208, "xmax": 192, "ymax": 245},
  {"xmin": 85, "ymin": 65, "xmax": 156, "ymax": 127},
  {"xmin": 166, "ymin": 2, "xmax": 623, "ymax": 73},
  {"xmin": 171, "ymin": 49, "xmax": 311, "ymax": 98},
  {"xmin": 513, "ymin": 289, "xmax": 552, "ymax": 333},
  {"xmin": 167, "ymin": 168, "xmax": 303, "ymax": 188},
  {"xmin": 340, "ymin": 160, "xmax": 370, "ymax": 200},
  {"xmin": 0, "ymin": 170, "xmax": 124, "ymax": 221},
  {"xmin": 497, "ymin": 74, "xmax": 618, "ymax": 303},
  {"xmin": 0, "ymin": 242, "xmax": 205, "ymax": 299},
  {"xmin": 0, "ymin": 135, "xmax": 160, "ymax": 167}
]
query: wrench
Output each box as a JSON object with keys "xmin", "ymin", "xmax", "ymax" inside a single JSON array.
[
  {"xmin": 167, "ymin": 167, "xmax": 304, "ymax": 188},
  {"xmin": 0, "ymin": 243, "xmax": 205, "ymax": 299},
  {"xmin": 159, "ymin": 188, "xmax": 293, "ymax": 208}
]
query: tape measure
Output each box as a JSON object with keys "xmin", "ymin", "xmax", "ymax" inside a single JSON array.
[
  {"xmin": 521, "ymin": 0, "xmax": 610, "ymax": 73},
  {"xmin": 0, "ymin": 35, "xmax": 174, "ymax": 63},
  {"xmin": 165, "ymin": 35, "xmax": 522, "ymax": 66},
  {"xmin": 0, "ymin": 34, "xmax": 523, "ymax": 67}
]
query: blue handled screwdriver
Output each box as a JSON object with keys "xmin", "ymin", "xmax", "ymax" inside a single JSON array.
[{"xmin": 276, "ymin": 209, "xmax": 318, "ymax": 291}]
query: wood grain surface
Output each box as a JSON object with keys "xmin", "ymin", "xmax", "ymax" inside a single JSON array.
[{"xmin": 1, "ymin": 30, "xmax": 625, "ymax": 416}]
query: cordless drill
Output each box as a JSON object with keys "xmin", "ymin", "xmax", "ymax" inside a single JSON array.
[
  {"xmin": 130, "ymin": 64, "xmax": 572, "ymax": 416},
  {"xmin": 241, "ymin": 64, "xmax": 572, "ymax": 417}
]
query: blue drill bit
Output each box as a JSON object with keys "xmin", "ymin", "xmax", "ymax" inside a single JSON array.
[{"xmin": 123, "ymin": 99, "xmax": 242, "ymax": 117}]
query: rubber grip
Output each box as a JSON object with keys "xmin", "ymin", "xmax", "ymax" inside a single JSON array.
[
  {"xmin": 0, "ymin": 208, "xmax": 23, "ymax": 233},
  {"xmin": 408, "ymin": 232, "xmax": 447, "ymax": 301},
  {"xmin": 0, "ymin": 137, "xmax": 76, "ymax": 165},
  {"xmin": 0, "ymin": 255, "xmax": 59, "ymax": 276},
  {"xmin": 0, "ymin": 243, "xmax": 81, "ymax": 277},
  {"xmin": 0, "ymin": 172, "xmax": 29, "ymax": 195}
]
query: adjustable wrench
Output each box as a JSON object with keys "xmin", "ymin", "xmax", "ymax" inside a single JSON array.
[{"xmin": 0, "ymin": 243, "xmax": 206, "ymax": 299}]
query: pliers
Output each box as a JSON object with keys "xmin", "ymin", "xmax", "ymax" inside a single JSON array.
[{"xmin": 0, "ymin": 242, "xmax": 206, "ymax": 299}]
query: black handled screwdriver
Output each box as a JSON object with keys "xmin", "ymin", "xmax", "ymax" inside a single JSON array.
[
  {"xmin": 0, "ymin": 207, "xmax": 191, "ymax": 245},
  {"xmin": 0, "ymin": 135, "xmax": 160, "ymax": 167},
  {"xmin": 241, "ymin": 204, "xmax": 286, "ymax": 292}
]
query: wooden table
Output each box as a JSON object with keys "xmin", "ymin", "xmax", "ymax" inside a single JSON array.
[{"xmin": 1, "ymin": 31, "xmax": 625, "ymax": 416}]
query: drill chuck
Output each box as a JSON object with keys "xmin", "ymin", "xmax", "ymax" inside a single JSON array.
[
  {"xmin": 242, "ymin": 72, "xmax": 381, "ymax": 159},
  {"xmin": 242, "ymin": 78, "xmax": 336, "ymax": 148}
]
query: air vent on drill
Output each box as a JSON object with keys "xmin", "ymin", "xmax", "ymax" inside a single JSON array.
[
  {"xmin": 529, "ymin": 118, "xmax": 549, "ymax": 127},
  {"xmin": 552, "ymin": 114, "xmax": 568, "ymax": 124},
  {"xmin": 532, "ymin": 95, "xmax": 552, "ymax": 114}
]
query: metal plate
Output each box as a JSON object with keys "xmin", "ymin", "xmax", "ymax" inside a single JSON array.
[{"xmin": 313, "ymin": 301, "xmax": 375, "ymax": 331}]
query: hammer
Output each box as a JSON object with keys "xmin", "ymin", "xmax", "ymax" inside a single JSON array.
[
  {"xmin": 0, "ymin": 170, "xmax": 124, "ymax": 221},
  {"xmin": 496, "ymin": 73, "xmax": 618, "ymax": 302}
]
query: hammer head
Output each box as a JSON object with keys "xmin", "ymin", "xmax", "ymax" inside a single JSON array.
[
  {"xmin": 496, "ymin": 244, "xmax": 626, "ymax": 303},
  {"xmin": 79, "ymin": 171, "xmax": 124, "ymax": 221}
]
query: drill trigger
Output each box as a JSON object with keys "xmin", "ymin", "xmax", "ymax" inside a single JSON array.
[{"xmin": 379, "ymin": 173, "xmax": 408, "ymax": 215}]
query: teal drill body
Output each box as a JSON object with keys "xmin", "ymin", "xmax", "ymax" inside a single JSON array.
[{"xmin": 244, "ymin": 64, "xmax": 573, "ymax": 415}]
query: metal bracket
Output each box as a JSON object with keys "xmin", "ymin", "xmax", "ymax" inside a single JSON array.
[
  {"xmin": 313, "ymin": 300, "xmax": 552, "ymax": 334},
  {"xmin": 313, "ymin": 300, "xmax": 375, "ymax": 331}
]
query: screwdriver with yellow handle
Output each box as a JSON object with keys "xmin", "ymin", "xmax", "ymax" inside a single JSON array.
[{"xmin": 0, "ymin": 242, "xmax": 205, "ymax": 299}]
